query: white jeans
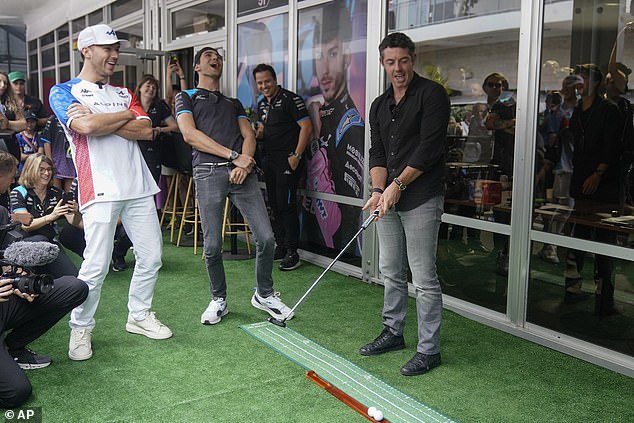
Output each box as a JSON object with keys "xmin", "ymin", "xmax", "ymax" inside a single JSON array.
[{"xmin": 69, "ymin": 196, "xmax": 163, "ymax": 329}]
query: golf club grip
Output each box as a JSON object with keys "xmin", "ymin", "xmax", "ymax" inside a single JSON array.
[{"xmin": 361, "ymin": 209, "xmax": 380, "ymax": 230}]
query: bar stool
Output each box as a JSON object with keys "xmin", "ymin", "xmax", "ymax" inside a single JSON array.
[
  {"xmin": 160, "ymin": 172, "xmax": 188, "ymax": 243},
  {"xmin": 177, "ymin": 176, "xmax": 202, "ymax": 254},
  {"xmin": 222, "ymin": 198, "xmax": 251, "ymax": 255}
]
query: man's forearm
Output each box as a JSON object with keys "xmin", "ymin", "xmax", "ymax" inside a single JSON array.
[
  {"xmin": 70, "ymin": 110, "xmax": 134, "ymax": 136},
  {"xmin": 115, "ymin": 119, "xmax": 152, "ymax": 140},
  {"xmin": 370, "ymin": 167, "xmax": 388, "ymax": 189}
]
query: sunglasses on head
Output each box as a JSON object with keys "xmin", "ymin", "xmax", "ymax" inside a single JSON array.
[{"xmin": 486, "ymin": 82, "xmax": 503, "ymax": 88}]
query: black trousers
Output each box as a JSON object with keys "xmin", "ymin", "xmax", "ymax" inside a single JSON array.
[
  {"xmin": 58, "ymin": 224, "xmax": 86, "ymax": 259},
  {"xmin": 0, "ymin": 276, "xmax": 88, "ymax": 408},
  {"xmin": 264, "ymin": 156, "xmax": 302, "ymax": 252}
]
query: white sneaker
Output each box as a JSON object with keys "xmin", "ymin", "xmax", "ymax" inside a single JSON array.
[
  {"xmin": 126, "ymin": 311, "xmax": 173, "ymax": 340},
  {"xmin": 201, "ymin": 298, "xmax": 228, "ymax": 325},
  {"xmin": 251, "ymin": 291, "xmax": 294, "ymax": 320},
  {"xmin": 69, "ymin": 328, "xmax": 93, "ymax": 361}
]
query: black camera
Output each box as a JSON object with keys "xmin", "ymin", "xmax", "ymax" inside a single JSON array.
[
  {"xmin": 0, "ymin": 221, "xmax": 23, "ymax": 251},
  {"xmin": 8, "ymin": 273, "xmax": 54, "ymax": 295},
  {"xmin": 60, "ymin": 190, "xmax": 74, "ymax": 205}
]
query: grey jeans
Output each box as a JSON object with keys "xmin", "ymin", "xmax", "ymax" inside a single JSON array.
[
  {"xmin": 377, "ymin": 195, "xmax": 444, "ymax": 354},
  {"xmin": 193, "ymin": 165, "xmax": 275, "ymax": 299}
]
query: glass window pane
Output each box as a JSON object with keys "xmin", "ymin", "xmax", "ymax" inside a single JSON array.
[
  {"xmin": 111, "ymin": 0, "xmax": 143, "ymax": 21},
  {"xmin": 296, "ymin": 0, "xmax": 368, "ymax": 254},
  {"xmin": 117, "ymin": 22, "xmax": 144, "ymax": 49},
  {"xmin": 59, "ymin": 65, "xmax": 70, "ymax": 83},
  {"xmin": 58, "ymin": 42, "xmax": 70, "ymax": 63},
  {"xmin": 40, "ymin": 31, "xmax": 54, "ymax": 47},
  {"xmin": 29, "ymin": 53, "xmax": 38, "ymax": 72},
  {"xmin": 237, "ymin": 14, "xmax": 288, "ymax": 112},
  {"xmin": 527, "ymin": 240, "xmax": 633, "ymax": 356},
  {"xmin": 56, "ymin": 24, "xmax": 69, "ymax": 40},
  {"xmin": 89, "ymin": 8, "xmax": 103, "ymax": 25},
  {"xmin": 388, "ymin": 0, "xmax": 521, "ymax": 31},
  {"xmin": 42, "ymin": 69, "xmax": 56, "ymax": 112},
  {"xmin": 28, "ymin": 40, "xmax": 37, "ymax": 52},
  {"xmin": 438, "ymin": 228, "xmax": 508, "ymax": 313},
  {"xmin": 534, "ymin": 0, "xmax": 633, "ymax": 248},
  {"xmin": 72, "ymin": 17, "xmax": 86, "ymax": 34},
  {"xmin": 171, "ymin": 0, "xmax": 225, "ymax": 41},
  {"xmin": 41, "ymin": 47, "xmax": 55, "ymax": 68}
]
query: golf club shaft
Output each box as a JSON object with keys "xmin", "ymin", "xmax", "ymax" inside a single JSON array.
[{"xmin": 282, "ymin": 209, "xmax": 379, "ymax": 322}]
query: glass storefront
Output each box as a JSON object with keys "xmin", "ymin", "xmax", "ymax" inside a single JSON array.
[{"xmin": 171, "ymin": 0, "xmax": 225, "ymax": 41}]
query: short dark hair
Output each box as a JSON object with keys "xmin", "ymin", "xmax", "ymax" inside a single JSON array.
[
  {"xmin": 194, "ymin": 47, "xmax": 222, "ymax": 66},
  {"xmin": 314, "ymin": 2, "xmax": 352, "ymax": 47},
  {"xmin": 378, "ymin": 32, "xmax": 415, "ymax": 59},
  {"xmin": 574, "ymin": 63, "xmax": 603, "ymax": 84},
  {"xmin": 252, "ymin": 64, "xmax": 276, "ymax": 81},
  {"xmin": 0, "ymin": 151, "xmax": 17, "ymax": 177}
]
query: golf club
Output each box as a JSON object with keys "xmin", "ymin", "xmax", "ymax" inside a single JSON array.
[{"xmin": 268, "ymin": 208, "xmax": 380, "ymax": 327}]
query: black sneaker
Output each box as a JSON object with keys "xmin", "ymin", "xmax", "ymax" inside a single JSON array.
[
  {"xmin": 400, "ymin": 352, "xmax": 441, "ymax": 376},
  {"xmin": 279, "ymin": 251, "xmax": 300, "ymax": 271},
  {"xmin": 112, "ymin": 254, "xmax": 127, "ymax": 272},
  {"xmin": 359, "ymin": 327, "xmax": 405, "ymax": 356},
  {"xmin": 10, "ymin": 348, "xmax": 52, "ymax": 370},
  {"xmin": 274, "ymin": 246, "xmax": 286, "ymax": 261}
]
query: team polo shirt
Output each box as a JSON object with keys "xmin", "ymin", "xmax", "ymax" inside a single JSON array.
[
  {"xmin": 48, "ymin": 78, "xmax": 159, "ymax": 210},
  {"xmin": 10, "ymin": 185, "xmax": 63, "ymax": 240},
  {"xmin": 256, "ymin": 87, "xmax": 309, "ymax": 155},
  {"xmin": 175, "ymin": 88, "xmax": 248, "ymax": 167}
]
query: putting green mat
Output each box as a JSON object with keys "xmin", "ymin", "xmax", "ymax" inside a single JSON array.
[{"xmin": 241, "ymin": 321, "xmax": 456, "ymax": 423}]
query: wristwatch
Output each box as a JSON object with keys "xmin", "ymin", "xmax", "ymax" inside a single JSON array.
[
  {"xmin": 289, "ymin": 151, "xmax": 302, "ymax": 160},
  {"xmin": 393, "ymin": 177, "xmax": 407, "ymax": 191},
  {"xmin": 229, "ymin": 150, "xmax": 239, "ymax": 161}
]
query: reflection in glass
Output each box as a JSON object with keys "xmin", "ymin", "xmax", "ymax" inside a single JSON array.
[
  {"xmin": 89, "ymin": 8, "xmax": 103, "ymax": 25},
  {"xmin": 59, "ymin": 66, "xmax": 70, "ymax": 83},
  {"xmin": 527, "ymin": 241, "xmax": 633, "ymax": 357},
  {"xmin": 117, "ymin": 22, "xmax": 144, "ymax": 49},
  {"xmin": 58, "ymin": 42, "xmax": 70, "ymax": 64},
  {"xmin": 41, "ymin": 48, "xmax": 55, "ymax": 68},
  {"xmin": 72, "ymin": 17, "xmax": 85, "ymax": 34},
  {"xmin": 40, "ymin": 31, "xmax": 54, "ymax": 47},
  {"xmin": 438, "ymin": 228, "xmax": 507, "ymax": 314},
  {"xmin": 171, "ymin": 0, "xmax": 224, "ymax": 41},
  {"xmin": 110, "ymin": 0, "xmax": 142, "ymax": 21}
]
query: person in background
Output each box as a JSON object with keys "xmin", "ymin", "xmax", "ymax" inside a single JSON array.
[
  {"xmin": 8, "ymin": 71, "xmax": 49, "ymax": 129},
  {"xmin": 253, "ymin": 63, "xmax": 312, "ymax": 271},
  {"xmin": 0, "ymin": 71, "xmax": 26, "ymax": 133},
  {"xmin": 111, "ymin": 74, "xmax": 179, "ymax": 271},
  {"xmin": 176, "ymin": 46, "xmax": 293, "ymax": 326},
  {"xmin": 15, "ymin": 111, "xmax": 43, "ymax": 172},
  {"xmin": 10, "ymin": 154, "xmax": 80, "ymax": 278},
  {"xmin": 49, "ymin": 24, "xmax": 172, "ymax": 361},
  {"xmin": 40, "ymin": 114, "xmax": 77, "ymax": 192},
  {"xmin": 360, "ymin": 32, "xmax": 449, "ymax": 376},
  {"xmin": 565, "ymin": 64, "xmax": 622, "ymax": 315}
]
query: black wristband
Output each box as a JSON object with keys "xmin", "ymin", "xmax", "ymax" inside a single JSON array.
[{"xmin": 371, "ymin": 187, "xmax": 384, "ymax": 194}]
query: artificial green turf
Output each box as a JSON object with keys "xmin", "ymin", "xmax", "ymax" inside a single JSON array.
[{"xmin": 15, "ymin": 235, "xmax": 634, "ymax": 422}]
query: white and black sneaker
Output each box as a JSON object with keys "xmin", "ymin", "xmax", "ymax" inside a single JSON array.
[
  {"xmin": 279, "ymin": 251, "xmax": 300, "ymax": 271},
  {"xmin": 201, "ymin": 298, "xmax": 228, "ymax": 325},
  {"xmin": 251, "ymin": 291, "xmax": 294, "ymax": 320}
]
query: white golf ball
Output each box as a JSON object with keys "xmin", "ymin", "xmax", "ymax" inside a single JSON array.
[
  {"xmin": 374, "ymin": 409, "xmax": 384, "ymax": 421},
  {"xmin": 367, "ymin": 406, "xmax": 377, "ymax": 418}
]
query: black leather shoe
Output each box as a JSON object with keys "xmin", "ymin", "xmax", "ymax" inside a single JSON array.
[
  {"xmin": 400, "ymin": 352, "xmax": 441, "ymax": 376},
  {"xmin": 359, "ymin": 327, "xmax": 405, "ymax": 356}
]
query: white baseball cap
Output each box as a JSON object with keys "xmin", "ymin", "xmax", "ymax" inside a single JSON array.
[{"xmin": 77, "ymin": 24, "xmax": 130, "ymax": 50}]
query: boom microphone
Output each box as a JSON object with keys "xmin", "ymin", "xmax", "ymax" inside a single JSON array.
[{"xmin": 4, "ymin": 241, "xmax": 60, "ymax": 267}]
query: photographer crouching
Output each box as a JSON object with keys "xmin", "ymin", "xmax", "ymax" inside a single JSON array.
[{"xmin": 0, "ymin": 151, "xmax": 87, "ymax": 408}]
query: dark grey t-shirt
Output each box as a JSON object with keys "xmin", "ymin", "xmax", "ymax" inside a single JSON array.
[{"xmin": 175, "ymin": 88, "xmax": 248, "ymax": 167}]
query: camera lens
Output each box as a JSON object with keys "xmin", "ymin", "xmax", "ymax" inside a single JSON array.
[{"xmin": 12, "ymin": 274, "xmax": 54, "ymax": 295}]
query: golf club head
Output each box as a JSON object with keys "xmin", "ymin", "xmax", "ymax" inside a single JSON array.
[{"xmin": 268, "ymin": 316, "xmax": 287, "ymax": 327}]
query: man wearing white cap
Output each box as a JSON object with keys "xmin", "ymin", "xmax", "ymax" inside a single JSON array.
[{"xmin": 49, "ymin": 24, "xmax": 172, "ymax": 361}]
